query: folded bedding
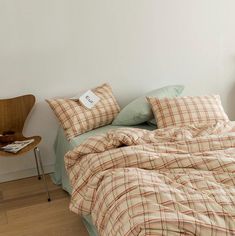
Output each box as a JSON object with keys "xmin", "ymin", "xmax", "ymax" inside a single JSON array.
[{"xmin": 65, "ymin": 121, "xmax": 235, "ymax": 236}]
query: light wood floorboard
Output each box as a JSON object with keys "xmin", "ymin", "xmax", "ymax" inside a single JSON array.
[{"xmin": 0, "ymin": 175, "xmax": 89, "ymax": 236}]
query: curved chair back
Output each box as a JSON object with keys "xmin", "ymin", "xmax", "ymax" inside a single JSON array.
[{"xmin": 0, "ymin": 94, "xmax": 35, "ymax": 135}]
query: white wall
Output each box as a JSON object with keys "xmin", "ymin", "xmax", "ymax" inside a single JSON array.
[{"xmin": 1, "ymin": 0, "xmax": 235, "ymax": 181}]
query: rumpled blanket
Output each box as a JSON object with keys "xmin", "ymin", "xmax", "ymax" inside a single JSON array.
[{"xmin": 65, "ymin": 121, "xmax": 235, "ymax": 235}]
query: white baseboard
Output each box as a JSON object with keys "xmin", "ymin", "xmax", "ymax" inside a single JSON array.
[{"xmin": 0, "ymin": 164, "xmax": 54, "ymax": 183}]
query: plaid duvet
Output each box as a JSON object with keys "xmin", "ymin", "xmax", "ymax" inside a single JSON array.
[{"xmin": 65, "ymin": 121, "xmax": 235, "ymax": 236}]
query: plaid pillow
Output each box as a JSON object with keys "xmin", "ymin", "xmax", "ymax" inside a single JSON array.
[
  {"xmin": 147, "ymin": 95, "xmax": 229, "ymax": 128},
  {"xmin": 47, "ymin": 84, "xmax": 120, "ymax": 140}
]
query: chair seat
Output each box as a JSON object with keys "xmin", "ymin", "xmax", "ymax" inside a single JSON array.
[{"xmin": 0, "ymin": 135, "xmax": 41, "ymax": 157}]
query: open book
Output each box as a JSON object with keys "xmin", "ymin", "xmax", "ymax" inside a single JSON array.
[{"xmin": 0, "ymin": 139, "xmax": 34, "ymax": 153}]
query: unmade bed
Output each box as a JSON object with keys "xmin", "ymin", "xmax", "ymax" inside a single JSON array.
[{"xmin": 48, "ymin": 84, "xmax": 235, "ymax": 235}]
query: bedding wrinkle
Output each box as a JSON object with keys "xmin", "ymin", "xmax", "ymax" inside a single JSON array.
[{"xmin": 65, "ymin": 121, "xmax": 235, "ymax": 235}]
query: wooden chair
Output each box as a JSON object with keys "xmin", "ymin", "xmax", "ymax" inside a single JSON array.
[{"xmin": 0, "ymin": 94, "xmax": 51, "ymax": 201}]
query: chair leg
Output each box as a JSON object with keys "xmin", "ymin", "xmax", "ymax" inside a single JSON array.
[
  {"xmin": 34, "ymin": 147, "xmax": 51, "ymax": 202},
  {"xmin": 33, "ymin": 148, "xmax": 41, "ymax": 180}
]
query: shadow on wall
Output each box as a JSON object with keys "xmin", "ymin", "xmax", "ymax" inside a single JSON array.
[{"xmin": 227, "ymin": 82, "xmax": 235, "ymax": 121}]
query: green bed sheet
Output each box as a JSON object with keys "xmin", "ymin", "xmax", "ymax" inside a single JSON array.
[{"xmin": 51, "ymin": 124, "xmax": 155, "ymax": 236}]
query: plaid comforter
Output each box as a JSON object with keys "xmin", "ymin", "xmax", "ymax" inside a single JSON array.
[{"xmin": 65, "ymin": 121, "xmax": 235, "ymax": 235}]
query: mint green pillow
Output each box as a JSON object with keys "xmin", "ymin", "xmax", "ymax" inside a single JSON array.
[{"xmin": 112, "ymin": 85, "xmax": 184, "ymax": 126}]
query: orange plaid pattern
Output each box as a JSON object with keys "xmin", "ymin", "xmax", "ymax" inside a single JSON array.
[
  {"xmin": 46, "ymin": 84, "xmax": 120, "ymax": 140},
  {"xmin": 65, "ymin": 122, "xmax": 235, "ymax": 235},
  {"xmin": 147, "ymin": 95, "xmax": 229, "ymax": 128}
]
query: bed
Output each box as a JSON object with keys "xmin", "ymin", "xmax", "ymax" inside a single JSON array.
[
  {"xmin": 49, "ymin": 85, "xmax": 235, "ymax": 235},
  {"xmin": 51, "ymin": 123, "xmax": 155, "ymax": 236}
]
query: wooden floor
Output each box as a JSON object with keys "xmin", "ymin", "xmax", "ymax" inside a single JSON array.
[{"xmin": 0, "ymin": 175, "xmax": 89, "ymax": 236}]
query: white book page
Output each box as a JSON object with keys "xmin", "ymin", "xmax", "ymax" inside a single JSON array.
[{"xmin": 1, "ymin": 139, "xmax": 34, "ymax": 153}]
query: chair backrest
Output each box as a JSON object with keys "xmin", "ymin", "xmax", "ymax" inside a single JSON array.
[{"xmin": 0, "ymin": 94, "xmax": 35, "ymax": 135}]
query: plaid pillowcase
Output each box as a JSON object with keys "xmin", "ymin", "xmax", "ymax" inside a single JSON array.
[
  {"xmin": 47, "ymin": 84, "xmax": 120, "ymax": 140},
  {"xmin": 147, "ymin": 95, "xmax": 229, "ymax": 128}
]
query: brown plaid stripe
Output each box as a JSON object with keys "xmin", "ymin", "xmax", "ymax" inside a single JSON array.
[
  {"xmin": 147, "ymin": 95, "xmax": 229, "ymax": 129},
  {"xmin": 65, "ymin": 122, "xmax": 235, "ymax": 235},
  {"xmin": 46, "ymin": 84, "xmax": 120, "ymax": 140}
]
